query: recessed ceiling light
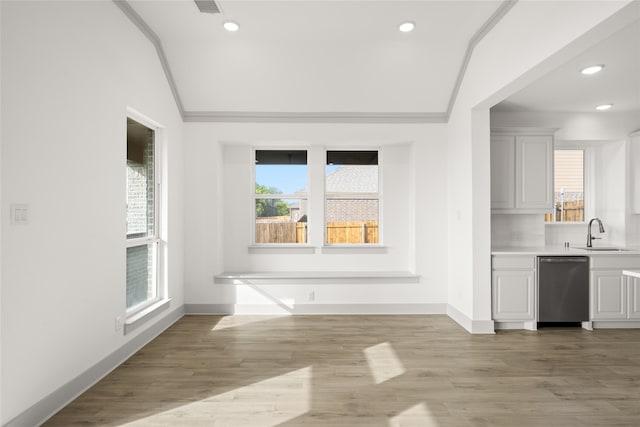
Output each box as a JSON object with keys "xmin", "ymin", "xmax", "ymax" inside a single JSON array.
[
  {"xmin": 595, "ymin": 104, "xmax": 613, "ymax": 111},
  {"xmin": 581, "ymin": 65, "xmax": 604, "ymax": 75},
  {"xmin": 398, "ymin": 22, "xmax": 415, "ymax": 33},
  {"xmin": 223, "ymin": 21, "xmax": 239, "ymax": 32}
]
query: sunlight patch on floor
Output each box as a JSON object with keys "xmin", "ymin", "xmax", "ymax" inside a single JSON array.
[
  {"xmin": 364, "ymin": 341, "xmax": 406, "ymax": 384},
  {"xmin": 211, "ymin": 315, "xmax": 289, "ymax": 331},
  {"xmin": 390, "ymin": 402, "xmax": 438, "ymax": 427},
  {"xmin": 119, "ymin": 367, "xmax": 312, "ymax": 426}
]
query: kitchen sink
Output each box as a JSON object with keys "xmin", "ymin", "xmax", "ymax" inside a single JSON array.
[{"xmin": 574, "ymin": 246, "xmax": 629, "ymax": 252}]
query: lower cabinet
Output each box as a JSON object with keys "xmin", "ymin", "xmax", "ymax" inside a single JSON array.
[
  {"xmin": 492, "ymin": 270, "xmax": 534, "ymax": 320},
  {"xmin": 629, "ymin": 276, "xmax": 640, "ymax": 319},
  {"xmin": 591, "ymin": 270, "xmax": 626, "ymax": 320},
  {"xmin": 590, "ymin": 256, "xmax": 640, "ymax": 323},
  {"xmin": 492, "ymin": 256, "xmax": 535, "ymax": 322}
]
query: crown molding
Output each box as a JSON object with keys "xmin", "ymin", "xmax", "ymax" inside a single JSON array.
[
  {"xmin": 446, "ymin": 0, "xmax": 518, "ymax": 119},
  {"xmin": 112, "ymin": 0, "xmax": 186, "ymax": 116},
  {"xmin": 114, "ymin": 0, "xmax": 516, "ymax": 124},
  {"xmin": 183, "ymin": 111, "xmax": 447, "ymax": 124}
]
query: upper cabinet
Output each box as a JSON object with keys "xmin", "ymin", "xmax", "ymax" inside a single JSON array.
[
  {"xmin": 491, "ymin": 128, "xmax": 555, "ymax": 213},
  {"xmin": 628, "ymin": 130, "xmax": 640, "ymax": 214}
]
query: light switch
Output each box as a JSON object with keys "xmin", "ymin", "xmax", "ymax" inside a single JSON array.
[{"xmin": 10, "ymin": 204, "xmax": 29, "ymax": 225}]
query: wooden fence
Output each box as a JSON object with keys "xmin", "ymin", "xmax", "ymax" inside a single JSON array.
[
  {"xmin": 255, "ymin": 221, "xmax": 378, "ymax": 244},
  {"xmin": 544, "ymin": 200, "xmax": 584, "ymax": 222}
]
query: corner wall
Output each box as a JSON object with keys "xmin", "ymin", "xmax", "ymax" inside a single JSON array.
[
  {"xmin": 1, "ymin": 2, "xmax": 185, "ymax": 424},
  {"xmin": 184, "ymin": 122, "xmax": 448, "ymax": 312},
  {"xmin": 447, "ymin": 0, "xmax": 635, "ymax": 331}
]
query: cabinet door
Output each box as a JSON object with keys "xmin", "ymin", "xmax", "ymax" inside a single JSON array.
[
  {"xmin": 492, "ymin": 270, "xmax": 534, "ymax": 320},
  {"xmin": 628, "ymin": 276, "xmax": 640, "ymax": 319},
  {"xmin": 515, "ymin": 135, "xmax": 553, "ymax": 210},
  {"xmin": 491, "ymin": 136, "xmax": 515, "ymax": 209},
  {"xmin": 629, "ymin": 133, "xmax": 640, "ymax": 213},
  {"xmin": 591, "ymin": 270, "xmax": 627, "ymax": 320}
]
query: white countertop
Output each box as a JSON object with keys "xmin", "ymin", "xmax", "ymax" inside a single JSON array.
[
  {"xmin": 623, "ymin": 269, "xmax": 640, "ymax": 278},
  {"xmin": 492, "ymin": 246, "xmax": 640, "ymax": 256}
]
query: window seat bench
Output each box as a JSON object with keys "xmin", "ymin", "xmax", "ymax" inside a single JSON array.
[{"xmin": 214, "ymin": 271, "xmax": 420, "ymax": 284}]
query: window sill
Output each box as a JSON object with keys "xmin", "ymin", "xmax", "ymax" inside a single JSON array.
[
  {"xmin": 544, "ymin": 222, "xmax": 588, "ymax": 226},
  {"xmin": 125, "ymin": 298, "xmax": 171, "ymax": 335},
  {"xmin": 249, "ymin": 245, "xmax": 316, "ymax": 254},
  {"xmin": 321, "ymin": 245, "xmax": 387, "ymax": 254}
]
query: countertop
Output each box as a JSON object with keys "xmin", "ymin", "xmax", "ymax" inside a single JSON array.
[{"xmin": 492, "ymin": 246, "xmax": 640, "ymax": 256}]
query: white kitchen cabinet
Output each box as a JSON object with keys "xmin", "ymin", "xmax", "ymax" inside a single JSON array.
[
  {"xmin": 591, "ymin": 270, "xmax": 627, "ymax": 320},
  {"xmin": 590, "ymin": 255, "xmax": 640, "ymax": 323},
  {"xmin": 627, "ymin": 276, "xmax": 640, "ymax": 319},
  {"xmin": 490, "ymin": 136, "xmax": 515, "ymax": 209},
  {"xmin": 492, "ymin": 255, "xmax": 535, "ymax": 323},
  {"xmin": 492, "ymin": 270, "xmax": 535, "ymax": 320},
  {"xmin": 491, "ymin": 129, "xmax": 554, "ymax": 212},
  {"xmin": 628, "ymin": 131, "xmax": 640, "ymax": 213}
]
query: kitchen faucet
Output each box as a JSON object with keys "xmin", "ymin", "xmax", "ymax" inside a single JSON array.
[{"xmin": 587, "ymin": 218, "xmax": 605, "ymax": 247}]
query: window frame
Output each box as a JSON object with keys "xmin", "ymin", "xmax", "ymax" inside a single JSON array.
[
  {"xmin": 252, "ymin": 147, "xmax": 310, "ymax": 246},
  {"xmin": 126, "ymin": 109, "xmax": 164, "ymax": 319},
  {"xmin": 547, "ymin": 143, "xmax": 594, "ymax": 224},
  {"xmin": 324, "ymin": 148, "xmax": 382, "ymax": 246}
]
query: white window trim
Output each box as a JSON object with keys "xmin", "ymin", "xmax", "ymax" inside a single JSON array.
[
  {"xmin": 323, "ymin": 147, "xmax": 382, "ymax": 246},
  {"xmin": 547, "ymin": 143, "xmax": 594, "ymax": 224},
  {"xmin": 125, "ymin": 107, "xmax": 167, "ymax": 326},
  {"xmin": 252, "ymin": 147, "xmax": 310, "ymax": 246}
]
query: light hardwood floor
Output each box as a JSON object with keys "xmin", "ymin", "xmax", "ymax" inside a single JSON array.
[{"xmin": 44, "ymin": 315, "xmax": 640, "ymax": 426}]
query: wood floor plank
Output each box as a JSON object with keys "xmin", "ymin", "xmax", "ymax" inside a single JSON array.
[{"xmin": 43, "ymin": 315, "xmax": 640, "ymax": 426}]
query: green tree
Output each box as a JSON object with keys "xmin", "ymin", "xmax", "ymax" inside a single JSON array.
[{"xmin": 255, "ymin": 184, "xmax": 290, "ymax": 217}]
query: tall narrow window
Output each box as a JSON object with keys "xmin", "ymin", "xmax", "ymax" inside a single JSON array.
[
  {"xmin": 546, "ymin": 149, "xmax": 585, "ymax": 222},
  {"xmin": 325, "ymin": 150, "xmax": 379, "ymax": 244},
  {"xmin": 254, "ymin": 149, "xmax": 308, "ymax": 244},
  {"xmin": 126, "ymin": 118, "xmax": 159, "ymax": 312}
]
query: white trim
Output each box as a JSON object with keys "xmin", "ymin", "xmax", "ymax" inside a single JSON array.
[
  {"xmin": 446, "ymin": 0, "xmax": 518, "ymax": 118},
  {"xmin": 447, "ymin": 305, "xmax": 496, "ymax": 334},
  {"xmin": 125, "ymin": 298, "xmax": 172, "ymax": 334},
  {"xmin": 114, "ymin": 1, "xmax": 185, "ymax": 117},
  {"xmin": 591, "ymin": 321, "xmax": 640, "ymax": 329},
  {"xmin": 185, "ymin": 303, "xmax": 446, "ymax": 315},
  {"xmin": 214, "ymin": 271, "xmax": 420, "ymax": 284},
  {"xmin": 4, "ymin": 305, "xmax": 185, "ymax": 427},
  {"xmin": 184, "ymin": 111, "xmax": 447, "ymax": 124}
]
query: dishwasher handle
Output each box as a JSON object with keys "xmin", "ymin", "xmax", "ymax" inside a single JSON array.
[{"xmin": 539, "ymin": 257, "xmax": 589, "ymax": 263}]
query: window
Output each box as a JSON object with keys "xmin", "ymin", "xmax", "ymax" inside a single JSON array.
[
  {"xmin": 545, "ymin": 149, "xmax": 585, "ymax": 222},
  {"xmin": 254, "ymin": 150, "xmax": 308, "ymax": 244},
  {"xmin": 126, "ymin": 117, "xmax": 160, "ymax": 312},
  {"xmin": 325, "ymin": 150, "xmax": 379, "ymax": 244}
]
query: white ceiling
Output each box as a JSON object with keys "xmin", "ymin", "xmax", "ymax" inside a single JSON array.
[
  {"xmin": 127, "ymin": 0, "xmax": 504, "ymax": 115},
  {"xmin": 493, "ymin": 19, "xmax": 640, "ymax": 114}
]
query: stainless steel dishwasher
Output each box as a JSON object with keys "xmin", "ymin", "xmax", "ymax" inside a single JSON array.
[{"xmin": 537, "ymin": 256, "xmax": 589, "ymax": 326}]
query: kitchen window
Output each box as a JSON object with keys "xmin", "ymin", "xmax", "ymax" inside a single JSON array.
[
  {"xmin": 325, "ymin": 150, "xmax": 380, "ymax": 244},
  {"xmin": 546, "ymin": 148, "xmax": 587, "ymax": 222},
  {"xmin": 254, "ymin": 149, "xmax": 308, "ymax": 244}
]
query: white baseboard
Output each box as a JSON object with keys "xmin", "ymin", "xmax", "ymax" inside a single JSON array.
[
  {"xmin": 185, "ymin": 303, "xmax": 447, "ymax": 315},
  {"xmin": 5, "ymin": 305, "xmax": 185, "ymax": 427},
  {"xmin": 446, "ymin": 305, "xmax": 495, "ymax": 334}
]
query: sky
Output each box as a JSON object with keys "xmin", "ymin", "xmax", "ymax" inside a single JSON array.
[{"xmin": 256, "ymin": 165, "xmax": 340, "ymax": 194}]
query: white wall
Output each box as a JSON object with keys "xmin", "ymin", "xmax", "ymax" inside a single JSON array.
[
  {"xmin": 447, "ymin": 0, "xmax": 635, "ymax": 330},
  {"xmin": 1, "ymin": 2, "xmax": 184, "ymax": 423},
  {"xmin": 184, "ymin": 123, "xmax": 448, "ymax": 309}
]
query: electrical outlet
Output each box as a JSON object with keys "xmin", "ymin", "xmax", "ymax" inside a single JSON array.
[
  {"xmin": 115, "ymin": 316, "xmax": 124, "ymax": 332},
  {"xmin": 308, "ymin": 291, "xmax": 315, "ymax": 302}
]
